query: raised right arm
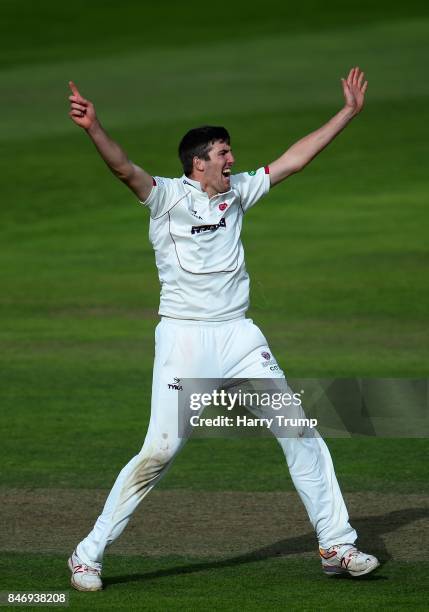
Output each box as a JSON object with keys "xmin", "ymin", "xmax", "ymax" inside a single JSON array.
[{"xmin": 68, "ymin": 81, "xmax": 153, "ymax": 202}]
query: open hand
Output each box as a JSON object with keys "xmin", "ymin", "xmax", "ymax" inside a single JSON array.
[
  {"xmin": 341, "ymin": 67, "xmax": 368, "ymax": 116},
  {"xmin": 68, "ymin": 81, "xmax": 97, "ymax": 129}
]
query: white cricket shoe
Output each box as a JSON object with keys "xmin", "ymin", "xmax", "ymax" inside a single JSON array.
[
  {"xmin": 68, "ymin": 550, "xmax": 103, "ymax": 591},
  {"xmin": 320, "ymin": 543, "xmax": 380, "ymax": 577}
]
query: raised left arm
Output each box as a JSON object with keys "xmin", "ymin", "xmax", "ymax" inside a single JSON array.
[{"xmin": 268, "ymin": 67, "xmax": 368, "ymax": 187}]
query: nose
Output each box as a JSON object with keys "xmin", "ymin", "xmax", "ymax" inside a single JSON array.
[{"xmin": 227, "ymin": 152, "xmax": 235, "ymax": 165}]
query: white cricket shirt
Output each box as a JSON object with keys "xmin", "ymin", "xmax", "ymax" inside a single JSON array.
[{"xmin": 139, "ymin": 166, "xmax": 270, "ymax": 321}]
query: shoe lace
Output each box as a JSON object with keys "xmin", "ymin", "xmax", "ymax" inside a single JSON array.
[{"xmin": 344, "ymin": 548, "xmax": 359, "ymax": 559}]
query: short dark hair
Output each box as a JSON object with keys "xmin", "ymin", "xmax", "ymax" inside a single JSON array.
[{"xmin": 178, "ymin": 126, "xmax": 230, "ymax": 176}]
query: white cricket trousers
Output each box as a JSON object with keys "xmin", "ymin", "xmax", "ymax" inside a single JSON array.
[{"xmin": 77, "ymin": 317, "xmax": 357, "ymax": 568}]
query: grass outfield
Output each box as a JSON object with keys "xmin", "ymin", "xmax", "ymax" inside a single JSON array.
[
  {"xmin": 1, "ymin": 554, "xmax": 427, "ymax": 611},
  {"xmin": 1, "ymin": 0, "xmax": 429, "ymax": 609}
]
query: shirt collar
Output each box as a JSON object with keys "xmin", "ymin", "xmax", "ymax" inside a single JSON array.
[
  {"xmin": 181, "ymin": 175, "xmax": 232, "ymax": 198},
  {"xmin": 182, "ymin": 175, "xmax": 204, "ymax": 193}
]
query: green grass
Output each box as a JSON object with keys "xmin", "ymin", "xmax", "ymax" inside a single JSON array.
[
  {"xmin": 1, "ymin": 553, "xmax": 427, "ymax": 611},
  {"xmin": 1, "ymin": 1, "xmax": 428, "ymax": 609},
  {"xmin": 2, "ymin": 0, "xmax": 428, "ymax": 70}
]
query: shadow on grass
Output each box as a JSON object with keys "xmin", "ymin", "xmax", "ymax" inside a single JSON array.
[{"xmin": 105, "ymin": 506, "xmax": 428, "ymax": 587}]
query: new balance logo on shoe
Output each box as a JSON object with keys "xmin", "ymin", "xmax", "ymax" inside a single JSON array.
[
  {"xmin": 319, "ymin": 544, "xmax": 380, "ymax": 577},
  {"xmin": 68, "ymin": 550, "xmax": 102, "ymax": 592}
]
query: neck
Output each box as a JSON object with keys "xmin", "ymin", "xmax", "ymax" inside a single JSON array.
[{"xmin": 188, "ymin": 173, "xmax": 217, "ymax": 198}]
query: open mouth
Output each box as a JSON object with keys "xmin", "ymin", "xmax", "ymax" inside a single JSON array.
[{"xmin": 222, "ymin": 168, "xmax": 231, "ymax": 179}]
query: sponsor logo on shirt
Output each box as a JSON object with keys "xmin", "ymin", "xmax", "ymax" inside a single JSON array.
[
  {"xmin": 191, "ymin": 209, "xmax": 203, "ymax": 220},
  {"xmin": 168, "ymin": 377, "xmax": 183, "ymax": 391},
  {"xmin": 183, "ymin": 179, "xmax": 198, "ymax": 189},
  {"xmin": 261, "ymin": 351, "xmax": 271, "ymax": 360},
  {"xmin": 248, "ymin": 170, "xmax": 256, "ymax": 176},
  {"xmin": 191, "ymin": 217, "xmax": 226, "ymax": 235}
]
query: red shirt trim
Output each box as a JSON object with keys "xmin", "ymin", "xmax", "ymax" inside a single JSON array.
[{"xmin": 264, "ymin": 166, "xmax": 270, "ymax": 174}]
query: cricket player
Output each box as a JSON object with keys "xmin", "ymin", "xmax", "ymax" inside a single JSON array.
[{"xmin": 67, "ymin": 67, "xmax": 379, "ymax": 591}]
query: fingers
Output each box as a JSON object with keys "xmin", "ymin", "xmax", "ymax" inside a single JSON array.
[
  {"xmin": 362, "ymin": 81, "xmax": 368, "ymax": 95},
  {"xmin": 70, "ymin": 101, "xmax": 87, "ymax": 112},
  {"xmin": 347, "ymin": 66, "xmax": 360, "ymax": 87},
  {"xmin": 345, "ymin": 66, "xmax": 367, "ymax": 90},
  {"xmin": 69, "ymin": 80, "xmax": 81, "ymax": 97},
  {"xmin": 67, "ymin": 82, "xmax": 92, "ymax": 125},
  {"xmin": 70, "ymin": 109, "xmax": 86, "ymax": 118},
  {"xmin": 69, "ymin": 94, "xmax": 88, "ymax": 104},
  {"xmin": 68, "ymin": 81, "xmax": 90, "ymax": 108},
  {"xmin": 69, "ymin": 110, "xmax": 85, "ymax": 122}
]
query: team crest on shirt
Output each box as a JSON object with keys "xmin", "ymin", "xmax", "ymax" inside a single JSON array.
[
  {"xmin": 261, "ymin": 351, "xmax": 281, "ymax": 371},
  {"xmin": 219, "ymin": 203, "xmax": 228, "ymax": 211}
]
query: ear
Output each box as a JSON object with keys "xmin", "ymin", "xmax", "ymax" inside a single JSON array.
[{"xmin": 193, "ymin": 156, "xmax": 205, "ymax": 172}]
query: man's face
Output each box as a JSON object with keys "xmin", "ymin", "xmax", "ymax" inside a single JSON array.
[{"xmin": 196, "ymin": 140, "xmax": 235, "ymax": 194}]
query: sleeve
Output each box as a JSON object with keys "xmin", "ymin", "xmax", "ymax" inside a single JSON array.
[
  {"xmin": 139, "ymin": 176, "xmax": 179, "ymax": 219},
  {"xmin": 232, "ymin": 166, "xmax": 271, "ymax": 213}
]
